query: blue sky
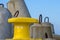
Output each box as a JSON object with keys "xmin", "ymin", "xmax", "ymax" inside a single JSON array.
[{"xmin": 0, "ymin": 0, "xmax": 60, "ymax": 35}]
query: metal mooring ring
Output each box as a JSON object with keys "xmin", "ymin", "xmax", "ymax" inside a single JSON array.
[
  {"xmin": 39, "ymin": 14, "xmax": 42, "ymax": 23},
  {"xmin": 44, "ymin": 17, "xmax": 49, "ymax": 23},
  {"xmin": 0, "ymin": 4, "xmax": 4, "ymax": 7},
  {"xmin": 14, "ymin": 10, "xmax": 19, "ymax": 17}
]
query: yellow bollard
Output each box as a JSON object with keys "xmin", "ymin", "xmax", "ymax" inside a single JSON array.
[{"xmin": 8, "ymin": 17, "xmax": 38, "ymax": 40}]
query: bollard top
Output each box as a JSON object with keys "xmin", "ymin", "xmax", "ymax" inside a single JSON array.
[{"xmin": 8, "ymin": 17, "xmax": 38, "ymax": 23}]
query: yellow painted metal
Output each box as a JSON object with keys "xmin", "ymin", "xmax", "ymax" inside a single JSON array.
[
  {"xmin": 8, "ymin": 17, "xmax": 39, "ymax": 40},
  {"xmin": 8, "ymin": 17, "xmax": 38, "ymax": 23},
  {"xmin": 6, "ymin": 38, "xmax": 42, "ymax": 40}
]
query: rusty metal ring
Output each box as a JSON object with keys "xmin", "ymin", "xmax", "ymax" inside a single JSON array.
[{"xmin": 14, "ymin": 10, "xmax": 19, "ymax": 17}]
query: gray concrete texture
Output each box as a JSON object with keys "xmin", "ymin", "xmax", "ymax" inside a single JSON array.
[
  {"xmin": 7, "ymin": 0, "xmax": 31, "ymax": 17},
  {"xmin": 0, "ymin": 4, "xmax": 13, "ymax": 39}
]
